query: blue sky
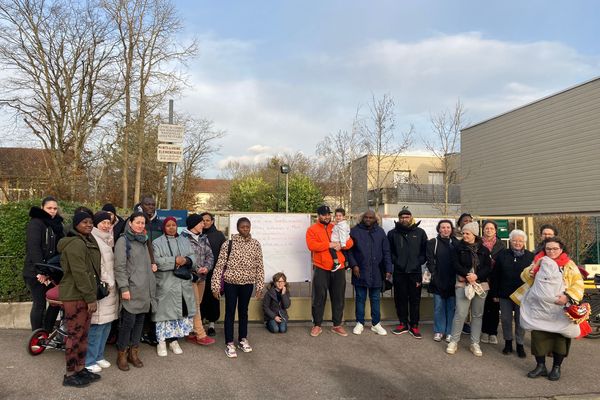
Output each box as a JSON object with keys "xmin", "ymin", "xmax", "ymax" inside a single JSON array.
[
  {"xmin": 171, "ymin": 1, "xmax": 600, "ymax": 177},
  {"xmin": 4, "ymin": 1, "xmax": 599, "ymax": 178}
]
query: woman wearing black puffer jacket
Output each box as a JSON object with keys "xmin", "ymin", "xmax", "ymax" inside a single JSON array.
[
  {"xmin": 446, "ymin": 222, "xmax": 492, "ymax": 357},
  {"xmin": 23, "ymin": 196, "xmax": 65, "ymax": 331}
]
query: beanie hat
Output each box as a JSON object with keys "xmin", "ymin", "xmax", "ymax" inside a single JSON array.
[
  {"xmin": 72, "ymin": 211, "xmax": 92, "ymax": 228},
  {"xmin": 162, "ymin": 216, "xmax": 178, "ymax": 236},
  {"xmin": 93, "ymin": 211, "xmax": 111, "ymax": 227},
  {"xmin": 186, "ymin": 214, "xmax": 203, "ymax": 230},
  {"xmin": 461, "ymin": 221, "xmax": 479, "ymax": 237},
  {"xmin": 101, "ymin": 203, "xmax": 117, "ymax": 215},
  {"xmin": 398, "ymin": 207, "xmax": 412, "ymax": 217}
]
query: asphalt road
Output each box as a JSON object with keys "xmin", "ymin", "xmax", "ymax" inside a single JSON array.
[{"xmin": 1, "ymin": 323, "xmax": 599, "ymax": 400}]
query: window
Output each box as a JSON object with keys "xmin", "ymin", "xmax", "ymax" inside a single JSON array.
[
  {"xmin": 393, "ymin": 170, "xmax": 411, "ymax": 185},
  {"xmin": 428, "ymin": 172, "xmax": 445, "ymax": 185}
]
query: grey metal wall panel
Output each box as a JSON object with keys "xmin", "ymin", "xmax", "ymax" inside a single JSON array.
[{"xmin": 461, "ymin": 78, "xmax": 600, "ymax": 215}]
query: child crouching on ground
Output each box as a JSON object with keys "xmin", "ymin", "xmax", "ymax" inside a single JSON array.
[{"xmin": 262, "ymin": 272, "xmax": 291, "ymax": 333}]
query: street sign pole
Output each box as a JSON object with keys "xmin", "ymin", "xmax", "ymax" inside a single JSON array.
[{"xmin": 167, "ymin": 99, "xmax": 174, "ymax": 210}]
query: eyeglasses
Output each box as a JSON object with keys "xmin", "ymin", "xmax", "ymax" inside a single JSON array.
[
  {"xmin": 276, "ymin": 280, "xmax": 286, "ymax": 283},
  {"xmin": 545, "ymin": 247, "xmax": 561, "ymax": 251}
]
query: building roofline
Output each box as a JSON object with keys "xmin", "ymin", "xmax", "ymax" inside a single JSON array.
[{"xmin": 461, "ymin": 75, "xmax": 600, "ymax": 132}]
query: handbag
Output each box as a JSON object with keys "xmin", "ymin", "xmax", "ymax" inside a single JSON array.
[
  {"xmin": 166, "ymin": 237, "xmax": 193, "ymax": 280},
  {"xmin": 219, "ymin": 240, "xmax": 233, "ymax": 295},
  {"xmin": 96, "ymin": 278, "xmax": 109, "ymax": 300},
  {"xmin": 422, "ymin": 270, "xmax": 432, "ymax": 284},
  {"xmin": 173, "ymin": 263, "xmax": 192, "ymax": 280},
  {"xmin": 90, "ymin": 245, "xmax": 108, "ymax": 301},
  {"xmin": 423, "ymin": 238, "xmax": 438, "ymax": 285}
]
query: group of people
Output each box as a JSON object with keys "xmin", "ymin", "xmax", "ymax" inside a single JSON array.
[
  {"xmin": 24, "ymin": 196, "xmax": 586, "ymax": 387},
  {"xmin": 24, "ymin": 196, "xmax": 272, "ymax": 388},
  {"xmin": 306, "ymin": 207, "xmax": 586, "ymax": 382}
]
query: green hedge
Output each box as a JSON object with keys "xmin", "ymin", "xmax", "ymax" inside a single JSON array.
[{"xmin": 0, "ymin": 199, "xmax": 85, "ymax": 302}]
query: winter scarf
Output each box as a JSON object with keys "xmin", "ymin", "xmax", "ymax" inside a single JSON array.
[{"xmin": 125, "ymin": 225, "xmax": 148, "ymax": 258}]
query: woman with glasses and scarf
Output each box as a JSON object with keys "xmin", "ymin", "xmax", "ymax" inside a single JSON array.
[{"xmin": 520, "ymin": 237, "xmax": 584, "ymax": 381}]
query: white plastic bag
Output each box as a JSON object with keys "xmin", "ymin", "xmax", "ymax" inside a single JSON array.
[{"xmin": 520, "ymin": 256, "xmax": 579, "ymax": 338}]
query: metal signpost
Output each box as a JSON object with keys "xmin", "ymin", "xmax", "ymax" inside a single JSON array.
[
  {"xmin": 280, "ymin": 164, "xmax": 290, "ymax": 213},
  {"xmin": 157, "ymin": 100, "xmax": 184, "ymax": 209}
]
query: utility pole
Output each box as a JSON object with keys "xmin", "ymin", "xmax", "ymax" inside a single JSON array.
[{"xmin": 167, "ymin": 100, "xmax": 174, "ymax": 209}]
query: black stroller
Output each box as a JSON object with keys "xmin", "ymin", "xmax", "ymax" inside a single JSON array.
[{"xmin": 27, "ymin": 255, "xmax": 68, "ymax": 355}]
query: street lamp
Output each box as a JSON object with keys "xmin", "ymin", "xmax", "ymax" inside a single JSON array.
[{"xmin": 280, "ymin": 164, "xmax": 290, "ymax": 213}]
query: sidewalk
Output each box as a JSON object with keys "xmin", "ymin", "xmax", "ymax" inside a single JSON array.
[{"xmin": 1, "ymin": 323, "xmax": 599, "ymax": 400}]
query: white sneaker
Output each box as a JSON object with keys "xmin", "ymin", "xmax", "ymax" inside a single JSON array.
[
  {"xmin": 157, "ymin": 341, "xmax": 167, "ymax": 357},
  {"xmin": 86, "ymin": 364, "xmax": 102, "ymax": 373},
  {"xmin": 445, "ymin": 335, "xmax": 452, "ymax": 343},
  {"xmin": 238, "ymin": 338, "xmax": 252, "ymax": 353},
  {"xmin": 480, "ymin": 333, "xmax": 489, "ymax": 343},
  {"xmin": 446, "ymin": 342, "xmax": 458, "ymax": 355},
  {"xmin": 169, "ymin": 340, "xmax": 183, "ymax": 355},
  {"xmin": 97, "ymin": 359, "xmax": 111, "ymax": 368},
  {"xmin": 353, "ymin": 322, "xmax": 364, "ymax": 335},
  {"xmin": 433, "ymin": 333, "xmax": 443, "ymax": 342},
  {"xmin": 489, "ymin": 335, "xmax": 498, "ymax": 345},
  {"xmin": 370, "ymin": 323, "xmax": 387, "ymax": 336},
  {"xmin": 225, "ymin": 343, "xmax": 237, "ymax": 358},
  {"xmin": 470, "ymin": 343, "xmax": 483, "ymax": 357}
]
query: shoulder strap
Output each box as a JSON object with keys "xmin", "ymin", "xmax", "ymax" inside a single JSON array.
[
  {"xmin": 434, "ymin": 238, "xmax": 438, "ymax": 257},
  {"xmin": 223, "ymin": 239, "xmax": 233, "ymax": 272}
]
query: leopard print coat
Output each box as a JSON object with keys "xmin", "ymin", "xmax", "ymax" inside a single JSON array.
[{"xmin": 210, "ymin": 233, "xmax": 265, "ymax": 295}]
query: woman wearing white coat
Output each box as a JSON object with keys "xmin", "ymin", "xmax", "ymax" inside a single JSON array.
[{"xmin": 86, "ymin": 212, "xmax": 119, "ymax": 373}]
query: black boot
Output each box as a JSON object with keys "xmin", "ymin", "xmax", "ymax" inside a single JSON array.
[
  {"xmin": 527, "ymin": 363, "xmax": 548, "ymax": 378},
  {"xmin": 548, "ymin": 365, "xmax": 561, "ymax": 381},
  {"xmin": 502, "ymin": 340, "xmax": 513, "ymax": 355},
  {"xmin": 516, "ymin": 344, "xmax": 526, "ymax": 358}
]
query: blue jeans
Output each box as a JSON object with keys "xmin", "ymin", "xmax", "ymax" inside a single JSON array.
[
  {"xmin": 354, "ymin": 286, "xmax": 381, "ymax": 325},
  {"xmin": 433, "ymin": 294, "xmax": 455, "ymax": 336},
  {"xmin": 86, "ymin": 322, "xmax": 112, "ymax": 367},
  {"xmin": 266, "ymin": 319, "xmax": 288, "ymax": 333}
]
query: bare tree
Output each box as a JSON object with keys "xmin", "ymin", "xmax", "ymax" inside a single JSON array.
[
  {"xmin": 172, "ymin": 117, "xmax": 225, "ymax": 209},
  {"xmin": 358, "ymin": 94, "xmax": 413, "ymax": 211},
  {"xmin": 534, "ymin": 215, "xmax": 596, "ymax": 264},
  {"xmin": 0, "ymin": 0, "xmax": 122, "ymax": 199},
  {"xmin": 423, "ymin": 99, "xmax": 466, "ymax": 215},
  {"xmin": 316, "ymin": 121, "xmax": 361, "ymax": 212},
  {"xmin": 103, "ymin": 0, "xmax": 197, "ymax": 208}
]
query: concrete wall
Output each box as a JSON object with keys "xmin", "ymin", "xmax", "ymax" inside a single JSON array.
[
  {"xmin": 1, "ymin": 298, "xmax": 434, "ymax": 329},
  {"xmin": 462, "ymin": 77, "xmax": 600, "ymax": 215},
  {"xmin": 351, "ymin": 156, "xmax": 369, "ymax": 212}
]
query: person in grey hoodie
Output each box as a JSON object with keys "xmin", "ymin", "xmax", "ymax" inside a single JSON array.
[{"xmin": 113, "ymin": 212, "xmax": 156, "ymax": 371}]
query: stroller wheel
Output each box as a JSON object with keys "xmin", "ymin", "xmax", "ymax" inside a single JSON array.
[{"xmin": 28, "ymin": 329, "xmax": 49, "ymax": 355}]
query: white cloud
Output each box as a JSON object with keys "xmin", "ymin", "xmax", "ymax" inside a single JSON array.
[{"xmin": 179, "ymin": 32, "xmax": 600, "ymax": 177}]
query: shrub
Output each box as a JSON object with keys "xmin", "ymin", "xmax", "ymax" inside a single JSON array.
[{"xmin": 0, "ymin": 199, "xmax": 91, "ymax": 302}]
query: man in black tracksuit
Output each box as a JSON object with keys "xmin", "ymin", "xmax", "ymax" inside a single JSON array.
[{"xmin": 387, "ymin": 208, "xmax": 428, "ymax": 338}]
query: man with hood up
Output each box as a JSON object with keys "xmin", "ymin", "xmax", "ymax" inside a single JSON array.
[{"xmin": 387, "ymin": 207, "xmax": 428, "ymax": 338}]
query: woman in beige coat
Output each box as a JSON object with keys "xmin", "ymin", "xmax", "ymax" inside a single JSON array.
[{"xmin": 86, "ymin": 212, "xmax": 119, "ymax": 373}]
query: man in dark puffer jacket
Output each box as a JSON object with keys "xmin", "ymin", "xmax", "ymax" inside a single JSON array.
[{"xmin": 387, "ymin": 208, "xmax": 427, "ymax": 338}]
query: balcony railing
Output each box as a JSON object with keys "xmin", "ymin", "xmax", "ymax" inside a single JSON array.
[{"xmin": 368, "ymin": 184, "xmax": 460, "ymax": 205}]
